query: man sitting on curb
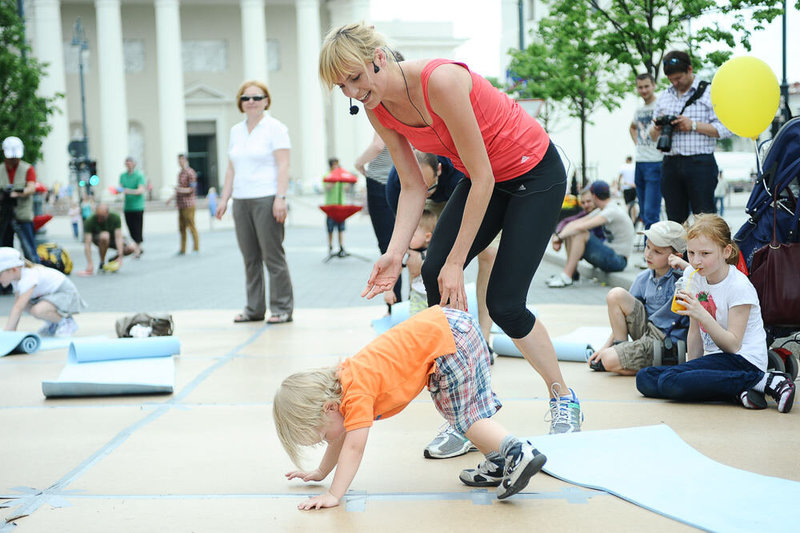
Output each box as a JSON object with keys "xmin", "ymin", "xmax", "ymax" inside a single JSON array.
[
  {"xmin": 547, "ymin": 180, "xmax": 634, "ymax": 288},
  {"xmin": 77, "ymin": 203, "xmax": 136, "ymax": 276}
]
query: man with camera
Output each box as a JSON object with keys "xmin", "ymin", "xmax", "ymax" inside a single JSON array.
[
  {"xmin": 649, "ymin": 51, "xmax": 731, "ymax": 223},
  {"xmin": 0, "ymin": 137, "xmax": 39, "ymax": 263}
]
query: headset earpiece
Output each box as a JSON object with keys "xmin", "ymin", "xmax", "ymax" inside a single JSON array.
[
  {"xmin": 349, "ymin": 98, "xmax": 359, "ymax": 115},
  {"xmin": 373, "ymin": 62, "xmax": 380, "ymax": 74}
]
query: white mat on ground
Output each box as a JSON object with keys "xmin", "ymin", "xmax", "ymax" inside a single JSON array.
[
  {"xmin": 41, "ymin": 336, "xmax": 180, "ymax": 398},
  {"xmin": 531, "ymin": 424, "xmax": 800, "ymax": 533},
  {"xmin": 493, "ymin": 326, "xmax": 611, "ymax": 362}
]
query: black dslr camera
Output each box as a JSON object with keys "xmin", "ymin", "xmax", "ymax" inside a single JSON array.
[
  {"xmin": 654, "ymin": 115, "xmax": 678, "ymax": 153},
  {"xmin": 0, "ymin": 185, "xmax": 16, "ymax": 207}
]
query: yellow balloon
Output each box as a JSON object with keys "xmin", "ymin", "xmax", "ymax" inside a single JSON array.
[{"xmin": 711, "ymin": 56, "xmax": 780, "ymax": 139}]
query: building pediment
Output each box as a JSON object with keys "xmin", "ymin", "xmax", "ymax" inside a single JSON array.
[{"xmin": 184, "ymin": 83, "xmax": 229, "ymax": 105}]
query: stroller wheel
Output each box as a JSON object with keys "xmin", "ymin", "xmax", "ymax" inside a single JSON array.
[
  {"xmin": 767, "ymin": 349, "xmax": 786, "ymax": 374},
  {"xmin": 773, "ymin": 348, "xmax": 798, "ymax": 381}
]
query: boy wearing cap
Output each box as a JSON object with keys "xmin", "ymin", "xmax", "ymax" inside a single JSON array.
[
  {"xmin": 587, "ymin": 221, "xmax": 690, "ymax": 374},
  {"xmin": 0, "ymin": 137, "xmax": 38, "ymax": 263},
  {"xmin": 548, "ymin": 180, "xmax": 634, "ymax": 288}
]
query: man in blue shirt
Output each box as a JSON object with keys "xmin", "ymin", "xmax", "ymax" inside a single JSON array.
[{"xmin": 587, "ymin": 221, "xmax": 690, "ymax": 375}]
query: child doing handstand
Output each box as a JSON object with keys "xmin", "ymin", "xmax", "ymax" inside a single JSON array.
[
  {"xmin": 0, "ymin": 247, "xmax": 86, "ymax": 337},
  {"xmin": 588, "ymin": 221, "xmax": 689, "ymax": 375},
  {"xmin": 636, "ymin": 215, "xmax": 795, "ymax": 412},
  {"xmin": 273, "ymin": 306, "xmax": 546, "ymax": 510}
]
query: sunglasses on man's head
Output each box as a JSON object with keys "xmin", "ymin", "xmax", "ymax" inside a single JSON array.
[
  {"xmin": 663, "ymin": 57, "xmax": 685, "ymax": 67},
  {"xmin": 240, "ymin": 95, "xmax": 266, "ymax": 102}
]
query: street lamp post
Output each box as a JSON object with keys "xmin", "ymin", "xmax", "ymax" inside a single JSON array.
[
  {"xmin": 70, "ymin": 18, "xmax": 91, "ymax": 198},
  {"xmin": 780, "ymin": 0, "xmax": 790, "ymax": 123}
]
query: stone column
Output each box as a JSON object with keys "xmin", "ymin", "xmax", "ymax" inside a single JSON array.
[
  {"xmin": 155, "ymin": 0, "xmax": 187, "ymax": 197},
  {"xmin": 240, "ymin": 0, "xmax": 267, "ymax": 83},
  {"xmin": 94, "ymin": 0, "xmax": 129, "ymax": 193},
  {"xmin": 32, "ymin": 0, "xmax": 70, "ymax": 187},
  {"xmin": 295, "ymin": 0, "xmax": 326, "ymax": 193}
]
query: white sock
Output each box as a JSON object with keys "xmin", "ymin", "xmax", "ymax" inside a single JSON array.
[
  {"xmin": 753, "ymin": 374, "xmax": 768, "ymax": 393},
  {"xmin": 499, "ymin": 435, "xmax": 520, "ymax": 457}
]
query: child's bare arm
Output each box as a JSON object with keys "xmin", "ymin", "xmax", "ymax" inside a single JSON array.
[
  {"xmin": 406, "ymin": 250, "xmax": 422, "ymax": 279},
  {"xmin": 668, "ymin": 254, "xmax": 690, "ymax": 271},
  {"xmin": 5, "ymin": 287, "xmax": 34, "ymax": 331},
  {"xmin": 285, "ymin": 434, "xmax": 344, "ymax": 483},
  {"xmin": 686, "ymin": 319, "xmax": 703, "ymax": 360},
  {"xmin": 298, "ymin": 427, "xmax": 369, "ymax": 510}
]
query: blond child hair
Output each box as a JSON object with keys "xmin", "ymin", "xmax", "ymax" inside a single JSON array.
[{"xmin": 273, "ymin": 367, "xmax": 342, "ymax": 467}]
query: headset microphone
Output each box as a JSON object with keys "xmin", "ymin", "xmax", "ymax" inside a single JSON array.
[{"xmin": 349, "ymin": 98, "xmax": 359, "ymax": 115}]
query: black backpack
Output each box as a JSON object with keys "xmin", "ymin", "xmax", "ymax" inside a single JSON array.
[
  {"xmin": 36, "ymin": 242, "xmax": 73, "ymax": 275},
  {"xmin": 734, "ymin": 117, "xmax": 800, "ymax": 268}
]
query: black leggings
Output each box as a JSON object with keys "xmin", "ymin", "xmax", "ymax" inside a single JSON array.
[
  {"xmin": 422, "ymin": 142, "xmax": 566, "ymax": 338},
  {"xmin": 124, "ymin": 210, "xmax": 144, "ymax": 244}
]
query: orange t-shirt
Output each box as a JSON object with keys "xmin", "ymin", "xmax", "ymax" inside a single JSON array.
[{"xmin": 338, "ymin": 306, "xmax": 457, "ymax": 431}]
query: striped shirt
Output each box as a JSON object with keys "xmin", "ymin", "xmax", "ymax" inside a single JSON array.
[
  {"xmin": 652, "ymin": 77, "xmax": 731, "ymax": 156},
  {"xmin": 365, "ymin": 146, "xmax": 394, "ymax": 185}
]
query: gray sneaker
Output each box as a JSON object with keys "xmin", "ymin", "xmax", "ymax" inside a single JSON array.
[
  {"xmin": 497, "ymin": 440, "xmax": 547, "ymax": 500},
  {"xmin": 459, "ymin": 454, "xmax": 505, "ymax": 487},
  {"xmin": 424, "ymin": 424, "xmax": 477, "ymax": 459},
  {"xmin": 548, "ymin": 387, "xmax": 583, "ymax": 434}
]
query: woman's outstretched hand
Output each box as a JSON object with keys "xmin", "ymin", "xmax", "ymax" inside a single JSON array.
[
  {"xmin": 362, "ymin": 254, "xmax": 402, "ymax": 299},
  {"xmin": 438, "ymin": 262, "xmax": 467, "ymax": 311}
]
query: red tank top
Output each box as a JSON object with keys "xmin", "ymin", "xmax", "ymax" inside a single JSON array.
[{"xmin": 373, "ymin": 59, "xmax": 550, "ymax": 182}]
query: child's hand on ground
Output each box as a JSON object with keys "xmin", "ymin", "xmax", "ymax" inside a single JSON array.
[
  {"xmin": 297, "ymin": 491, "xmax": 339, "ymax": 510},
  {"xmin": 286, "ymin": 468, "xmax": 325, "ymax": 483}
]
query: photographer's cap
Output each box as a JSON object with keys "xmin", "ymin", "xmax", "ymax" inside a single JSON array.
[
  {"xmin": 639, "ymin": 221, "xmax": 686, "ymax": 252},
  {"xmin": 0, "ymin": 247, "xmax": 25, "ymax": 272},
  {"xmin": 2, "ymin": 137, "xmax": 24, "ymax": 159}
]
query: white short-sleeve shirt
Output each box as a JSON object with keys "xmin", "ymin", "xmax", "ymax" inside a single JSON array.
[
  {"xmin": 228, "ymin": 114, "xmax": 291, "ymax": 199},
  {"xmin": 12, "ymin": 265, "xmax": 66, "ymax": 300},
  {"xmin": 686, "ymin": 265, "xmax": 767, "ymax": 370}
]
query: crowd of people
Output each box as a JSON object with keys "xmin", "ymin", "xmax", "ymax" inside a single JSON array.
[{"xmin": 1, "ymin": 22, "xmax": 795, "ymax": 514}]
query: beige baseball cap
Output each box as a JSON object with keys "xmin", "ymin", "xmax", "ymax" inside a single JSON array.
[{"xmin": 638, "ymin": 221, "xmax": 687, "ymax": 252}]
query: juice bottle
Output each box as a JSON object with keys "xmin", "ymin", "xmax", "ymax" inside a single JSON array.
[{"xmin": 671, "ymin": 276, "xmax": 687, "ymax": 313}]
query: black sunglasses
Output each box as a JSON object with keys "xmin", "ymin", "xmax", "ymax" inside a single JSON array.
[
  {"xmin": 663, "ymin": 57, "xmax": 685, "ymax": 67},
  {"xmin": 240, "ymin": 95, "xmax": 266, "ymax": 102}
]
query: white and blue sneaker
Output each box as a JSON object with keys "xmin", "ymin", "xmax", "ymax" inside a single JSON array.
[
  {"xmin": 424, "ymin": 424, "xmax": 477, "ymax": 459},
  {"xmin": 547, "ymin": 386, "xmax": 583, "ymax": 434},
  {"xmin": 55, "ymin": 317, "xmax": 79, "ymax": 337}
]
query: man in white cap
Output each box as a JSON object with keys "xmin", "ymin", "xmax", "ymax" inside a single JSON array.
[{"xmin": 1, "ymin": 136, "xmax": 39, "ymax": 263}]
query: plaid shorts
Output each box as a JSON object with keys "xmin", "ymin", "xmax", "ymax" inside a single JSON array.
[{"xmin": 427, "ymin": 307, "xmax": 502, "ymax": 435}]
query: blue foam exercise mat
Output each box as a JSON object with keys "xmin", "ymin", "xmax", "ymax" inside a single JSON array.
[
  {"xmin": 371, "ymin": 283, "xmax": 481, "ymax": 334},
  {"xmin": 0, "ymin": 331, "xmax": 41, "ymax": 356},
  {"xmin": 41, "ymin": 336, "xmax": 181, "ymax": 398},
  {"xmin": 531, "ymin": 424, "xmax": 800, "ymax": 533},
  {"xmin": 493, "ymin": 326, "xmax": 611, "ymax": 362}
]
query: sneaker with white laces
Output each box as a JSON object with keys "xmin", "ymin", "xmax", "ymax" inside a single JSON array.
[
  {"xmin": 459, "ymin": 454, "xmax": 505, "ymax": 487},
  {"xmin": 37, "ymin": 322, "xmax": 58, "ymax": 337},
  {"xmin": 547, "ymin": 386, "xmax": 583, "ymax": 434},
  {"xmin": 738, "ymin": 389, "xmax": 767, "ymax": 410},
  {"xmin": 765, "ymin": 372, "xmax": 796, "ymax": 413},
  {"xmin": 55, "ymin": 317, "xmax": 78, "ymax": 337},
  {"xmin": 424, "ymin": 424, "xmax": 478, "ymax": 459},
  {"xmin": 546, "ymin": 272, "xmax": 573, "ymax": 288},
  {"xmin": 497, "ymin": 440, "xmax": 547, "ymax": 500}
]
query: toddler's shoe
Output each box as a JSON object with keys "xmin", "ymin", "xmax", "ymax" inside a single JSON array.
[
  {"xmin": 424, "ymin": 424, "xmax": 477, "ymax": 459},
  {"xmin": 738, "ymin": 389, "xmax": 767, "ymax": 410},
  {"xmin": 459, "ymin": 454, "xmax": 504, "ymax": 487},
  {"xmin": 497, "ymin": 440, "xmax": 547, "ymax": 500}
]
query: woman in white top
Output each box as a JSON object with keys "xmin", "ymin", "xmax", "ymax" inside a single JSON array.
[{"xmin": 217, "ymin": 80, "xmax": 294, "ymax": 324}]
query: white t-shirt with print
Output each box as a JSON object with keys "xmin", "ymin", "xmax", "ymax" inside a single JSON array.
[
  {"xmin": 632, "ymin": 101, "xmax": 663, "ymax": 163},
  {"xmin": 228, "ymin": 114, "xmax": 291, "ymax": 199},
  {"xmin": 12, "ymin": 265, "xmax": 66, "ymax": 300},
  {"xmin": 686, "ymin": 265, "xmax": 767, "ymax": 370},
  {"xmin": 598, "ymin": 202, "xmax": 634, "ymax": 259}
]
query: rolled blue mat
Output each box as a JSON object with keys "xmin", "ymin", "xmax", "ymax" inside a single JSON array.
[
  {"xmin": 0, "ymin": 331, "xmax": 41, "ymax": 356},
  {"xmin": 493, "ymin": 326, "xmax": 611, "ymax": 362},
  {"xmin": 68, "ymin": 336, "xmax": 181, "ymax": 363}
]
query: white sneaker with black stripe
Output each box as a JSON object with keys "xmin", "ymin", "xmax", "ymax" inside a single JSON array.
[{"xmin": 497, "ymin": 440, "xmax": 547, "ymax": 500}]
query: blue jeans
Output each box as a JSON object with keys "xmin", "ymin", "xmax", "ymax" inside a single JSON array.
[
  {"xmin": 636, "ymin": 352, "xmax": 763, "ymax": 404},
  {"xmin": 582, "ymin": 233, "xmax": 627, "ymax": 272},
  {"xmin": 634, "ymin": 161, "xmax": 662, "ymax": 229}
]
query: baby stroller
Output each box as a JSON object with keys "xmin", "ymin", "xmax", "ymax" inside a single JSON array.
[{"xmin": 734, "ymin": 116, "xmax": 800, "ymax": 380}]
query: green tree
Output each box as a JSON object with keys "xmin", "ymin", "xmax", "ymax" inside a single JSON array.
[
  {"xmin": 587, "ymin": 0, "xmax": 786, "ymax": 81},
  {"xmin": 508, "ymin": 1, "xmax": 628, "ymax": 182},
  {"xmin": 0, "ymin": 1, "xmax": 61, "ymax": 164}
]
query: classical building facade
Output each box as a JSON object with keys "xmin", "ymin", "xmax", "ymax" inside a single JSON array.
[{"xmin": 23, "ymin": 0, "xmax": 465, "ymax": 198}]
